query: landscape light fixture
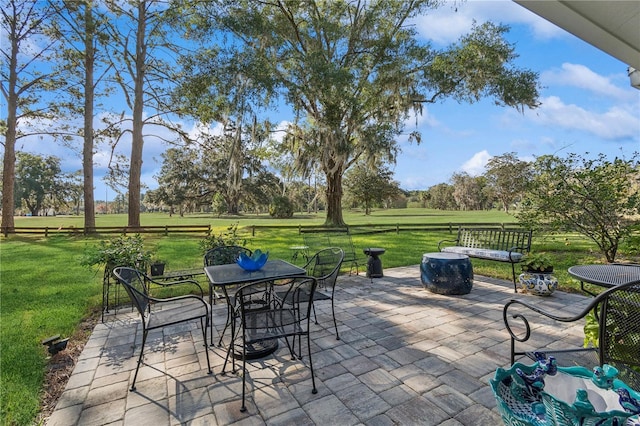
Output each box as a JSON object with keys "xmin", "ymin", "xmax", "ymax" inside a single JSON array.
[{"xmin": 42, "ymin": 335, "xmax": 69, "ymax": 356}]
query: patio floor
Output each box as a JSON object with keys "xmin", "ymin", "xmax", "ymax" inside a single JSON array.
[{"xmin": 45, "ymin": 265, "xmax": 593, "ymax": 426}]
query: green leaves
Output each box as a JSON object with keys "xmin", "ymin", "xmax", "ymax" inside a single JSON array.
[
  {"xmin": 517, "ymin": 152, "xmax": 640, "ymax": 262},
  {"xmin": 80, "ymin": 234, "xmax": 153, "ymax": 270}
]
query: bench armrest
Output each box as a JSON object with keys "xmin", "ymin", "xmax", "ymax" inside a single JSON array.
[
  {"xmin": 507, "ymin": 246, "xmax": 528, "ymax": 263},
  {"xmin": 438, "ymin": 238, "xmax": 459, "ymax": 251}
]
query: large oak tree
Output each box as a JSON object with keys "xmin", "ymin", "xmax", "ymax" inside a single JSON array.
[{"xmin": 177, "ymin": 0, "xmax": 540, "ymax": 226}]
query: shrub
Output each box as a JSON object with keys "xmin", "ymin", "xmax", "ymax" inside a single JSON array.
[
  {"xmin": 199, "ymin": 223, "xmax": 246, "ymax": 254},
  {"xmin": 269, "ymin": 195, "xmax": 294, "ymax": 218}
]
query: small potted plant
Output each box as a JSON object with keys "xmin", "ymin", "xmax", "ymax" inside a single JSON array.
[
  {"xmin": 150, "ymin": 258, "xmax": 167, "ymax": 277},
  {"xmin": 518, "ymin": 252, "xmax": 558, "ymax": 296},
  {"xmin": 521, "ymin": 252, "xmax": 554, "ymax": 273}
]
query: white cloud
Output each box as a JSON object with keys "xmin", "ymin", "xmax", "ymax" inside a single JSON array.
[
  {"xmin": 411, "ymin": 0, "xmax": 564, "ymax": 45},
  {"xmin": 461, "ymin": 150, "xmax": 491, "ymax": 176},
  {"xmin": 542, "ymin": 63, "xmax": 634, "ymax": 101},
  {"xmin": 529, "ymin": 96, "xmax": 640, "ymax": 140}
]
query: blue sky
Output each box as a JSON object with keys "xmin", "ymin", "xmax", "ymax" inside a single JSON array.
[{"xmin": 11, "ymin": 0, "xmax": 640, "ymax": 200}]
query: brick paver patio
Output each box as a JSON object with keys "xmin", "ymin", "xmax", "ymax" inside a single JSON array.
[{"xmin": 45, "ymin": 265, "xmax": 593, "ymax": 425}]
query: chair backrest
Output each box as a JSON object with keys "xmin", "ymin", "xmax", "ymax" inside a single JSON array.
[
  {"xmin": 305, "ymin": 247, "xmax": 344, "ymax": 289},
  {"xmin": 112, "ymin": 266, "xmax": 151, "ymax": 316},
  {"xmin": 236, "ymin": 276, "xmax": 318, "ymax": 332},
  {"xmin": 204, "ymin": 245, "xmax": 252, "ymax": 266},
  {"xmin": 599, "ymin": 281, "xmax": 640, "ymax": 377}
]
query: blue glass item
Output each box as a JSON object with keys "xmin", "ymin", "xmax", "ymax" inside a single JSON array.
[
  {"xmin": 236, "ymin": 249, "xmax": 269, "ymax": 272},
  {"xmin": 490, "ymin": 354, "xmax": 640, "ymax": 426}
]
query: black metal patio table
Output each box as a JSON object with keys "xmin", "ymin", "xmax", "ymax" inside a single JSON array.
[
  {"xmin": 568, "ymin": 263, "xmax": 640, "ymax": 296},
  {"xmin": 203, "ymin": 259, "xmax": 306, "ymax": 359}
]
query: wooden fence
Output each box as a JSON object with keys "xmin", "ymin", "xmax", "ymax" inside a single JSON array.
[
  {"xmin": 247, "ymin": 222, "xmax": 520, "ymax": 236},
  {"xmin": 2, "ymin": 222, "xmax": 523, "ymax": 238},
  {"xmin": 1, "ymin": 224, "xmax": 212, "ymax": 237}
]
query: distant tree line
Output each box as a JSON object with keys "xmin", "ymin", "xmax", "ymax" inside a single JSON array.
[{"xmin": 408, "ymin": 152, "xmax": 530, "ymax": 212}]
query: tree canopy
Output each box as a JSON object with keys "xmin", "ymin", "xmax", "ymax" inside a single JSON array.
[
  {"xmin": 517, "ymin": 153, "xmax": 640, "ymax": 262},
  {"xmin": 176, "ymin": 0, "xmax": 540, "ymax": 226},
  {"xmin": 344, "ymin": 162, "xmax": 401, "ymax": 215},
  {"xmin": 484, "ymin": 152, "xmax": 530, "ymax": 213}
]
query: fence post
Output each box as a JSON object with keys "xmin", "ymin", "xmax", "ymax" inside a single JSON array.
[
  {"xmin": 252, "ymin": 226, "xmax": 255, "ymax": 237},
  {"xmin": 45, "ymin": 227, "xmax": 49, "ymax": 238},
  {"xmin": 396, "ymin": 224, "xmax": 399, "ymax": 234},
  {"xmin": 165, "ymin": 225, "xmax": 169, "ymax": 236}
]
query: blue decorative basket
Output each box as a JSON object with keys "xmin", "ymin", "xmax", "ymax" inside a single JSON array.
[
  {"xmin": 490, "ymin": 354, "xmax": 640, "ymax": 426},
  {"xmin": 236, "ymin": 249, "xmax": 268, "ymax": 272}
]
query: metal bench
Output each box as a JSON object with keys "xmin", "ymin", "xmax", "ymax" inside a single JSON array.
[
  {"xmin": 302, "ymin": 229, "xmax": 361, "ymax": 275},
  {"xmin": 438, "ymin": 227, "xmax": 532, "ymax": 292}
]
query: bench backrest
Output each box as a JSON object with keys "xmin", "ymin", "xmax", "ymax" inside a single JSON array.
[
  {"xmin": 303, "ymin": 230, "xmax": 357, "ymax": 260},
  {"xmin": 458, "ymin": 228, "xmax": 532, "ymax": 253}
]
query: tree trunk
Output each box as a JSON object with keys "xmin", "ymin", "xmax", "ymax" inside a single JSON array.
[
  {"xmin": 83, "ymin": 3, "xmax": 96, "ymax": 233},
  {"xmin": 127, "ymin": 1, "xmax": 146, "ymax": 228},
  {"xmin": 324, "ymin": 169, "xmax": 345, "ymax": 227},
  {"xmin": 226, "ymin": 125, "xmax": 242, "ymax": 215},
  {"xmin": 1, "ymin": 29, "xmax": 19, "ymax": 232}
]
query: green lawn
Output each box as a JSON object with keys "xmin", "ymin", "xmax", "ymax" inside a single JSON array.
[{"xmin": 1, "ymin": 208, "xmax": 630, "ymax": 425}]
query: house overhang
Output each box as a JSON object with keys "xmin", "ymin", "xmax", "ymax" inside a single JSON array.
[{"xmin": 514, "ymin": 0, "xmax": 640, "ymax": 88}]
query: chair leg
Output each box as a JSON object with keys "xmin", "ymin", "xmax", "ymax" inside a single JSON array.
[
  {"xmin": 511, "ymin": 263, "xmax": 518, "ymax": 293},
  {"xmin": 209, "ymin": 290, "xmax": 215, "ymax": 346},
  {"xmin": 201, "ymin": 317, "xmax": 212, "ymax": 375},
  {"xmin": 218, "ymin": 306, "xmax": 231, "ymax": 346},
  {"xmin": 222, "ymin": 313, "xmax": 240, "ymax": 375},
  {"xmin": 330, "ymin": 296, "xmax": 340, "ymax": 340},
  {"xmin": 306, "ymin": 328, "xmax": 317, "ymax": 395},
  {"xmin": 131, "ymin": 328, "xmax": 148, "ymax": 391},
  {"xmin": 240, "ymin": 330, "xmax": 247, "ymax": 412}
]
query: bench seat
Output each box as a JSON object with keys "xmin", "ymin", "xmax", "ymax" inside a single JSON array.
[{"xmin": 440, "ymin": 247, "xmax": 524, "ymax": 263}]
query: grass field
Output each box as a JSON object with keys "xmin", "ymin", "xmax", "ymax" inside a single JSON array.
[{"xmin": 0, "ymin": 208, "xmax": 630, "ymax": 425}]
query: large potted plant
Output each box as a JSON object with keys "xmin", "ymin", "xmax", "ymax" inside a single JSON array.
[
  {"xmin": 81, "ymin": 234, "xmax": 154, "ymax": 319},
  {"xmin": 82, "ymin": 234, "xmax": 154, "ymax": 272},
  {"xmin": 518, "ymin": 252, "xmax": 558, "ymax": 296}
]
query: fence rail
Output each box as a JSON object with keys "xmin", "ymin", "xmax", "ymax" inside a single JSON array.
[
  {"xmin": 248, "ymin": 222, "xmax": 521, "ymax": 236},
  {"xmin": 1, "ymin": 224, "xmax": 211, "ymax": 237},
  {"xmin": 3, "ymin": 222, "xmax": 523, "ymax": 238}
]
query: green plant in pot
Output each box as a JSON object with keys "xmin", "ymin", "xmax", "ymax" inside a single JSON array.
[
  {"xmin": 81, "ymin": 234, "xmax": 154, "ymax": 274},
  {"xmin": 521, "ymin": 252, "xmax": 554, "ymax": 273},
  {"xmin": 518, "ymin": 252, "xmax": 558, "ymax": 296}
]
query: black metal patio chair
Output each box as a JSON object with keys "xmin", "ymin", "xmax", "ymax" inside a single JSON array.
[
  {"xmin": 503, "ymin": 278, "xmax": 640, "ymax": 390},
  {"xmin": 304, "ymin": 247, "xmax": 344, "ymax": 339},
  {"xmin": 112, "ymin": 267, "xmax": 212, "ymax": 391},
  {"xmin": 228, "ymin": 276, "xmax": 318, "ymax": 412}
]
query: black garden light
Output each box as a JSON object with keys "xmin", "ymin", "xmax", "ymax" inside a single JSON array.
[{"xmin": 42, "ymin": 335, "xmax": 69, "ymax": 356}]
